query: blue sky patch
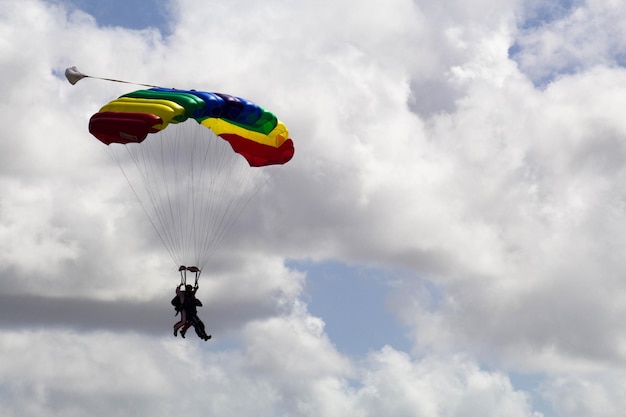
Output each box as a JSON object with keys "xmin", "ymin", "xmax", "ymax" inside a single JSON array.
[
  {"xmin": 54, "ymin": 0, "xmax": 172, "ymax": 34},
  {"xmin": 509, "ymin": 0, "xmax": 583, "ymax": 87},
  {"xmin": 517, "ymin": 0, "xmax": 581, "ymax": 30},
  {"xmin": 289, "ymin": 260, "xmax": 412, "ymax": 357}
]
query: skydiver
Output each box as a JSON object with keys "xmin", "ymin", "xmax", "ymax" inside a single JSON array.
[
  {"xmin": 178, "ymin": 284, "xmax": 211, "ymax": 341},
  {"xmin": 172, "ymin": 283, "xmax": 188, "ymax": 337}
]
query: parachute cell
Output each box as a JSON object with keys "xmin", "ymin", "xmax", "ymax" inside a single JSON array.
[{"xmin": 89, "ymin": 112, "xmax": 163, "ymax": 144}]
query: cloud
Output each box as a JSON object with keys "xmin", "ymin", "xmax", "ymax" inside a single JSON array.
[
  {"xmin": 541, "ymin": 372, "xmax": 626, "ymax": 417},
  {"xmin": 0, "ymin": 317, "xmax": 538, "ymax": 417},
  {"xmin": 2, "ymin": 0, "xmax": 626, "ymax": 416},
  {"xmin": 354, "ymin": 348, "xmax": 538, "ymax": 417}
]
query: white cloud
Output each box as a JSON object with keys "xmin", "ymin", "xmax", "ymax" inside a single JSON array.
[
  {"xmin": 540, "ymin": 372, "xmax": 626, "ymax": 417},
  {"xmin": 1, "ymin": 0, "xmax": 626, "ymax": 415},
  {"xmin": 397, "ymin": 63, "xmax": 626, "ymax": 371},
  {"xmin": 0, "ymin": 326, "xmax": 539, "ymax": 417}
]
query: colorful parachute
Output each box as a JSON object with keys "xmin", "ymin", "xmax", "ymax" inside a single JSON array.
[
  {"xmin": 88, "ymin": 88, "xmax": 294, "ymax": 270},
  {"xmin": 89, "ymin": 88, "xmax": 294, "ymax": 167}
]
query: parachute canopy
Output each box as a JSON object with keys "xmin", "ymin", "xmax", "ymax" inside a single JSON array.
[
  {"xmin": 88, "ymin": 88, "xmax": 294, "ymax": 270},
  {"xmin": 89, "ymin": 88, "xmax": 294, "ymax": 167}
]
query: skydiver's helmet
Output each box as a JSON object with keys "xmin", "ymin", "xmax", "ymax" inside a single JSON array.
[{"xmin": 185, "ymin": 285, "xmax": 193, "ymax": 292}]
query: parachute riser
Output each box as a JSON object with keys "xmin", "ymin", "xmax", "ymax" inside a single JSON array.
[{"xmin": 179, "ymin": 265, "xmax": 201, "ymax": 287}]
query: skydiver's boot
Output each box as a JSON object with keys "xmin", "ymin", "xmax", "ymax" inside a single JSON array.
[
  {"xmin": 173, "ymin": 320, "xmax": 185, "ymax": 337},
  {"xmin": 180, "ymin": 322, "xmax": 191, "ymax": 338},
  {"xmin": 199, "ymin": 328, "xmax": 211, "ymax": 341}
]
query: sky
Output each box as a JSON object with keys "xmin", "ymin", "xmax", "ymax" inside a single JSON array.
[{"xmin": 1, "ymin": 0, "xmax": 626, "ymax": 416}]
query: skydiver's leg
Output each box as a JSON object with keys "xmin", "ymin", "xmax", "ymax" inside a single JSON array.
[
  {"xmin": 186, "ymin": 316, "xmax": 209, "ymax": 340},
  {"xmin": 188, "ymin": 316, "xmax": 203, "ymax": 339},
  {"xmin": 173, "ymin": 310, "xmax": 187, "ymax": 336},
  {"xmin": 180, "ymin": 321, "xmax": 191, "ymax": 338},
  {"xmin": 194, "ymin": 316, "xmax": 211, "ymax": 340}
]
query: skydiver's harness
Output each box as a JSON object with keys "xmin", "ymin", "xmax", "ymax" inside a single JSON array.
[{"xmin": 171, "ymin": 265, "xmax": 201, "ymax": 315}]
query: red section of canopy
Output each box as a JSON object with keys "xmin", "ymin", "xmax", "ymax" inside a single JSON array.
[
  {"xmin": 220, "ymin": 134, "xmax": 295, "ymax": 167},
  {"xmin": 89, "ymin": 112, "xmax": 163, "ymax": 145}
]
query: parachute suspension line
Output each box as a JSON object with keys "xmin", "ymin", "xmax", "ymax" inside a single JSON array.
[
  {"xmin": 163, "ymin": 128, "xmax": 192, "ymax": 267},
  {"xmin": 146, "ymin": 127, "xmax": 194, "ymax": 268},
  {"xmin": 105, "ymin": 122, "xmax": 282, "ymax": 271},
  {"xmin": 192, "ymin": 124, "xmax": 265, "ymax": 269},
  {"xmin": 194, "ymin": 268, "xmax": 201, "ymax": 287},
  {"xmin": 194, "ymin": 151, "xmax": 283, "ymax": 269},
  {"xmin": 107, "ymin": 148, "xmax": 180, "ymax": 267},
  {"xmin": 203, "ymin": 160, "xmax": 252, "ymax": 259},
  {"xmin": 187, "ymin": 125, "xmax": 217, "ymax": 267},
  {"xmin": 189, "ymin": 128, "xmax": 202, "ymax": 268},
  {"xmin": 106, "ymin": 129, "xmax": 194, "ymax": 269},
  {"xmin": 179, "ymin": 266, "xmax": 187, "ymax": 286},
  {"xmin": 196, "ymin": 127, "xmax": 235, "ymax": 266},
  {"xmin": 178, "ymin": 123, "xmax": 211, "ymax": 268},
  {"xmin": 165, "ymin": 127, "xmax": 188, "ymax": 265},
  {"xmin": 208, "ymin": 162, "xmax": 283, "ymax": 261},
  {"xmin": 126, "ymin": 138, "xmax": 181, "ymax": 266},
  {"xmin": 169, "ymin": 121, "xmax": 224, "ymax": 268},
  {"xmin": 143, "ymin": 124, "xmax": 197, "ymax": 268}
]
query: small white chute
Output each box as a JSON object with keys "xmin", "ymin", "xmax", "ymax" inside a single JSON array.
[
  {"xmin": 64, "ymin": 66, "xmax": 158, "ymax": 88},
  {"xmin": 64, "ymin": 66, "xmax": 88, "ymax": 85}
]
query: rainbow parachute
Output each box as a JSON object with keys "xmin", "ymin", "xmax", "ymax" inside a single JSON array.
[
  {"xmin": 89, "ymin": 88, "xmax": 294, "ymax": 167},
  {"xmin": 87, "ymin": 88, "xmax": 295, "ymax": 270}
]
